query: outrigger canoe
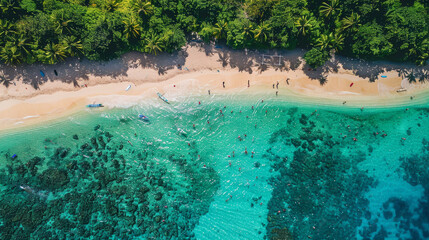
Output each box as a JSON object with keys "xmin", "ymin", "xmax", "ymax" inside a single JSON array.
[
  {"xmin": 87, "ymin": 104, "xmax": 104, "ymax": 108},
  {"xmin": 157, "ymin": 93, "xmax": 169, "ymax": 104},
  {"xmin": 138, "ymin": 114, "xmax": 149, "ymax": 121}
]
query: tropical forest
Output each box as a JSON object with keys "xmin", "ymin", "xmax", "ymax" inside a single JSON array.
[{"xmin": 0, "ymin": 0, "xmax": 428, "ymax": 67}]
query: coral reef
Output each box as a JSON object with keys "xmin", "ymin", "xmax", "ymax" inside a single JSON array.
[{"xmin": 0, "ymin": 126, "xmax": 219, "ymax": 239}]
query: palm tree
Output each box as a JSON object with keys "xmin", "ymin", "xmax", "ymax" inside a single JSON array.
[
  {"xmin": 132, "ymin": 0, "xmax": 154, "ymax": 18},
  {"xmin": 315, "ymin": 32, "xmax": 343, "ymax": 52},
  {"xmin": 0, "ymin": 0, "xmax": 20, "ymax": 16},
  {"xmin": 332, "ymin": 33, "xmax": 344, "ymax": 52},
  {"xmin": 104, "ymin": 0, "xmax": 120, "ymax": 12},
  {"xmin": 123, "ymin": 17, "xmax": 141, "ymax": 40},
  {"xmin": 213, "ymin": 20, "xmax": 228, "ymax": 40},
  {"xmin": 0, "ymin": 19, "xmax": 16, "ymax": 42},
  {"xmin": 0, "ymin": 42, "xmax": 22, "ymax": 65},
  {"xmin": 15, "ymin": 35, "xmax": 33, "ymax": 55},
  {"xmin": 253, "ymin": 22, "xmax": 271, "ymax": 42},
  {"xmin": 315, "ymin": 33, "xmax": 334, "ymax": 50},
  {"xmin": 62, "ymin": 36, "xmax": 83, "ymax": 56},
  {"xmin": 51, "ymin": 10, "xmax": 73, "ymax": 35},
  {"xmin": 319, "ymin": 0, "xmax": 340, "ymax": 19},
  {"xmin": 295, "ymin": 16, "xmax": 315, "ymax": 36},
  {"xmin": 39, "ymin": 43, "xmax": 67, "ymax": 64},
  {"xmin": 409, "ymin": 39, "xmax": 428, "ymax": 66},
  {"xmin": 341, "ymin": 13, "xmax": 361, "ymax": 32},
  {"xmin": 145, "ymin": 34, "xmax": 164, "ymax": 55},
  {"xmin": 241, "ymin": 20, "xmax": 254, "ymax": 41}
]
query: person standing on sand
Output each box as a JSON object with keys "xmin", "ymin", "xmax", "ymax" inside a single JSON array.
[
  {"xmin": 248, "ymin": 80, "xmax": 250, "ymax": 88},
  {"xmin": 276, "ymin": 91, "xmax": 278, "ymax": 96},
  {"xmin": 286, "ymin": 78, "xmax": 290, "ymax": 85},
  {"xmin": 272, "ymin": 84, "xmax": 275, "ymax": 89},
  {"xmin": 208, "ymin": 90, "xmax": 211, "ymax": 95},
  {"xmin": 223, "ymin": 82, "xmax": 225, "ymax": 88},
  {"xmin": 276, "ymin": 81, "xmax": 279, "ymax": 89}
]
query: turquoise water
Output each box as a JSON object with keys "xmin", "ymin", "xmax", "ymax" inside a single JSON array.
[{"xmin": 1, "ymin": 93, "xmax": 429, "ymax": 239}]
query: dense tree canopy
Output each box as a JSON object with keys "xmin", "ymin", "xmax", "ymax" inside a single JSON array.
[{"xmin": 0, "ymin": 0, "xmax": 427, "ymax": 67}]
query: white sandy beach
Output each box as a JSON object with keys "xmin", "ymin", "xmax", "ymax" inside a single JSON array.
[{"xmin": 0, "ymin": 44, "xmax": 428, "ymax": 131}]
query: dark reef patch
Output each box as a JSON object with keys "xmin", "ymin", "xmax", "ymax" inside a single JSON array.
[
  {"xmin": 265, "ymin": 110, "xmax": 376, "ymax": 240},
  {"xmin": 0, "ymin": 126, "xmax": 219, "ymax": 239}
]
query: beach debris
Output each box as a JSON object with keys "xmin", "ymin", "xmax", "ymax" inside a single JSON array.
[
  {"xmin": 40, "ymin": 70, "xmax": 45, "ymax": 77},
  {"xmin": 397, "ymin": 88, "xmax": 407, "ymax": 92},
  {"xmin": 54, "ymin": 70, "xmax": 58, "ymax": 76},
  {"xmin": 381, "ymin": 75, "xmax": 387, "ymax": 78},
  {"xmin": 350, "ymin": 82, "xmax": 354, "ymax": 87},
  {"xmin": 11, "ymin": 154, "xmax": 17, "ymax": 159},
  {"xmin": 125, "ymin": 85, "xmax": 132, "ymax": 91}
]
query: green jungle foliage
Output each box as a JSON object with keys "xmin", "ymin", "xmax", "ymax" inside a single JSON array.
[{"xmin": 0, "ymin": 0, "xmax": 428, "ymax": 67}]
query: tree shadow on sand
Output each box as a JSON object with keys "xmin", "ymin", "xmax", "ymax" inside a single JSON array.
[
  {"xmin": 2, "ymin": 43, "xmax": 427, "ymax": 96},
  {"xmin": 0, "ymin": 49, "xmax": 189, "ymax": 96},
  {"xmin": 0, "ymin": 74, "xmax": 13, "ymax": 88}
]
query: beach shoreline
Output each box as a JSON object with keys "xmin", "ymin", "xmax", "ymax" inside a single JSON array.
[{"xmin": 0, "ymin": 44, "xmax": 428, "ymax": 132}]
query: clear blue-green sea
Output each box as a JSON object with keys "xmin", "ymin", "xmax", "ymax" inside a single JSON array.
[{"xmin": 1, "ymin": 92, "xmax": 429, "ymax": 240}]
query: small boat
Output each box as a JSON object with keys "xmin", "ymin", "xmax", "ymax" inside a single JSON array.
[
  {"xmin": 138, "ymin": 114, "xmax": 149, "ymax": 121},
  {"xmin": 40, "ymin": 70, "xmax": 45, "ymax": 77},
  {"xmin": 397, "ymin": 88, "xmax": 407, "ymax": 93},
  {"xmin": 157, "ymin": 93, "xmax": 169, "ymax": 104},
  {"xmin": 177, "ymin": 128, "xmax": 187, "ymax": 137},
  {"xmin": 125, "ymin": 85, "xmax": 132, "ymax": 91},
  {"xmin": 87, "ymin": 103, "xmax": 104, "ymax": 108}
]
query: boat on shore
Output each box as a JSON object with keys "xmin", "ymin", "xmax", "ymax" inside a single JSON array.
[
  {"xmin": 157, "ymin": 93, "xmax": 169, "ymax": 104},
  {"xmin": 138, "ymin": 114, "xmax": 149, "ymax": 121},
  {"xmin": 87, "ymin": 103, "xmax": 104, "ymax": 108}
]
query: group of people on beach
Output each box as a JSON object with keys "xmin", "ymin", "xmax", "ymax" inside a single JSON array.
[{"xmin": 208, "ymin": 77, "xmax": 291, "ymax": 96}]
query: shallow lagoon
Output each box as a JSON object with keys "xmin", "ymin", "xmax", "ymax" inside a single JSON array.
[{"xmin": 0, "ymin": 93, "xmax": 429, "ymax": 240}]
